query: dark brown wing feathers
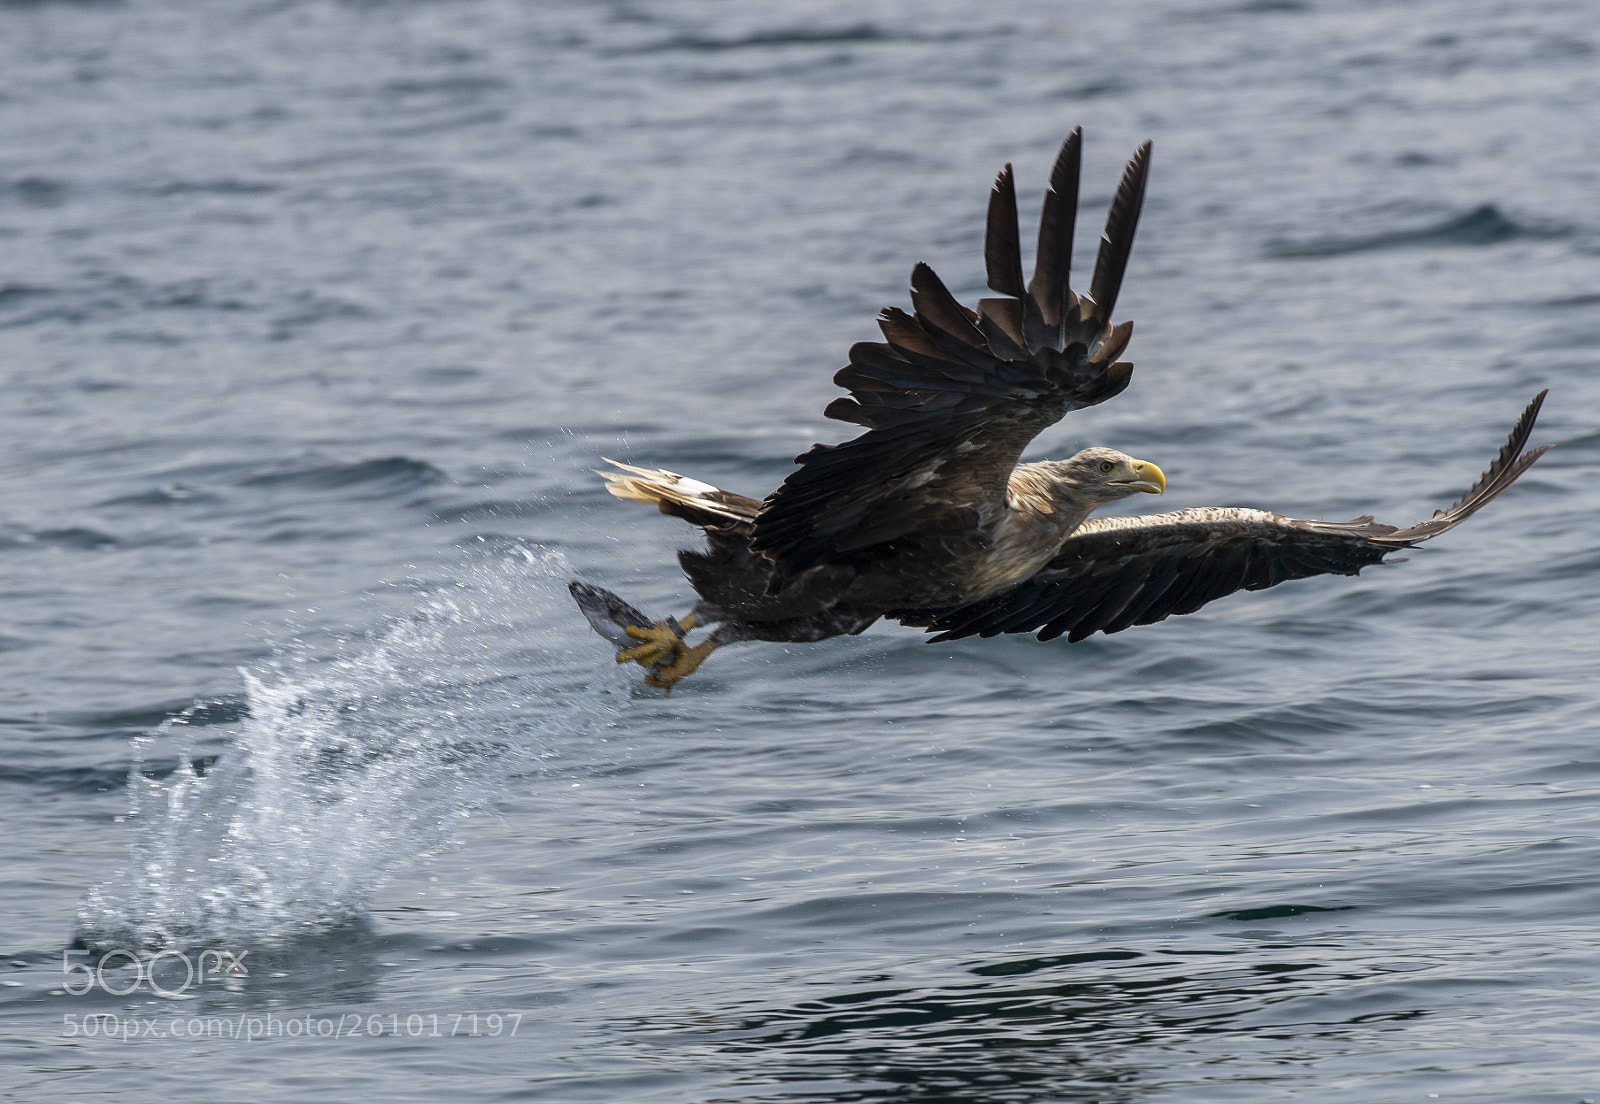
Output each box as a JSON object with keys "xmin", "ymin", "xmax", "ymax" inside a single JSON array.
[
  {"xmin": 1028, "ymin": 127, "xmax": 1081, "ymax": 334},
  {"xmin": 898, "ymin": 519, "xmax": 1389, "ymax": 643},
  {"xmin": 1086, "ymin": 141, "xmax": 1152, "ymax": 326},
  {"xmin": 751, "ymin": 134, "xmax": 1152, "ymax": 584},
  {"xmin": 897, "ymin": 392, "xmax": 1552, "ymax": 642},
  {"xmin": 984, "ymin": 163, "xmax": 1027, "ymax": 300}
]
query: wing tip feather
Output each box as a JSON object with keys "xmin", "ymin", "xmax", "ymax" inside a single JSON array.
[{"xmin": 1384, "ymin": 390, "xmax": 1552, "ymax": 542}]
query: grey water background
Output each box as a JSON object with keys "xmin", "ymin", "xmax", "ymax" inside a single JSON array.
[{"xmin": 1, "ymin": 0, "xmax": 1597, "ymax": 1099}]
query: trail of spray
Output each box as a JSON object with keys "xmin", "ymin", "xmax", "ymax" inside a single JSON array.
[{"xmin": 77, "ymin": 550, "xmax": 620, "ymax": 952}]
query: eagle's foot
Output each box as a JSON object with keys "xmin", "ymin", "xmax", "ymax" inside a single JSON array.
[
  {"xmin": 615, "ymin": 614, "xmax": 698, "ymax": 668},
  {"xmin": 643, "ymin": 638, "xmax": 719, "ymax": 693}
]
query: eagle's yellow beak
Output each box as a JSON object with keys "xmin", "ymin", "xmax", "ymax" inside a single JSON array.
[{"xmin": 1113, "ymin": 458, "xmax": 1165, "ymax": 494}]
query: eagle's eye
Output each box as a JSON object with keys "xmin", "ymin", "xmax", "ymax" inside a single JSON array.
[{"xmin": 1098, "ymin": 460, "xmax": 1115, "ymax": 474}]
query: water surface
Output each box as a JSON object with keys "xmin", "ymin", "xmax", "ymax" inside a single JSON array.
[{"xmin": 1, "ymin": 1, "xmax": 1597, "ymax": 1100}]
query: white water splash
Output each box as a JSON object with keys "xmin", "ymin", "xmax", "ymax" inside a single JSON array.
[{"xmin": 77, "ymin": 550, "xmax": 619, "ymax": 951}]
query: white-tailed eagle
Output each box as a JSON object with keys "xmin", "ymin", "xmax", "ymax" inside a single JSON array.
[{"xmin": 570, "ymin": 129, "xmax": 1551, "ymax": 690}]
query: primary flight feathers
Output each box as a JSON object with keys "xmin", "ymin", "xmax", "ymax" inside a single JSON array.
[{"xmin": 751, "ymin": 130, "xmax": 1152, "ymax": 586}]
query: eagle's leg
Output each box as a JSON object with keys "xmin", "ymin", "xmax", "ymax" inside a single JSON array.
[{"xmin": 615, "ymin": 614, "xmax": 698, "ymax": 668}]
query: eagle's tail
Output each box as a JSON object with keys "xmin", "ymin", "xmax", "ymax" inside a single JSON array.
[{"xmin": 597, "ymin": 460, "xmax": 761, "ymax": 529}]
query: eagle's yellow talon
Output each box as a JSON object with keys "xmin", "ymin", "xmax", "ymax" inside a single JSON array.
[
  {"xmin": 615, "ymin": 619, "xmax": 682, "ymax": 666},
  {"xmin": 610, "ymin": 613, "xmax": 718, "ymax": 690},
  {"xmin": 643, "ymin": 639, "xmax": 720, "ymax": 693},
  {"xmin": 615, "ymin": 640, "xmax": 668, "ymax": 665}
]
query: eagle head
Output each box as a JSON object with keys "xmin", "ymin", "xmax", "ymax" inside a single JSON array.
[{"xmin": 1057, "ymin": 447, "xmax": 1167, "ymax": 505}]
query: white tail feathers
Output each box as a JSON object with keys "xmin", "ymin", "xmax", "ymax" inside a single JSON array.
[{"xmin": 597, "ymin": 460, "xmax": 753, "ymax": 525}]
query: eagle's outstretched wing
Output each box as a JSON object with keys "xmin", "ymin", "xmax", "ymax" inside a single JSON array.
[
  {"xmin": 897, "ymin": 392, "xmax": 1552, "ymax": 642},
  {"xmin": 750, "ymin": 131, "xmax": 1153, "ymax": 585}
]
